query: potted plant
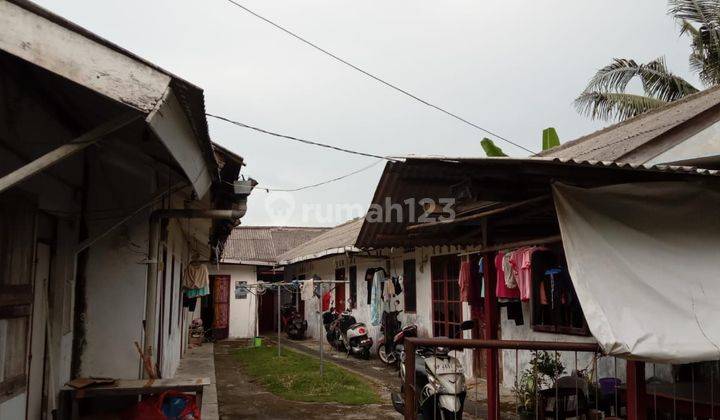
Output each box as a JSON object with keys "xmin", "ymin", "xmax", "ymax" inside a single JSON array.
[{"xmin": 512, "ymin": 351, "xmax": 566, "ymax": 419}]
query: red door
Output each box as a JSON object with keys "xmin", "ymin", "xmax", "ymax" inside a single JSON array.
[
  {"xmin": 335, "ymin": 268, "xmax": 346, "ymax": 313},
  {"xmin": 211, "ymin": 275, "xmax": 230, "ymax": 340}
]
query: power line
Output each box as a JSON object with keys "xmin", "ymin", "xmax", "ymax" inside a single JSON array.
[
  {"xmin": 207, "ymin": 113, "xmax": 396, "ymax": 161},
  {"xmin": 221, "ymin": 0, "xmax": 536, "ymax": 155},
  {"xmin": 259, "ymin": 159, "xmax": 384, "ymax": 192}
]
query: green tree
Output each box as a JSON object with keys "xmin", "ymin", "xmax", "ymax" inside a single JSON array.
[
  {"xmin": 575, "ymin": 0, "xmax": 720, "ymax": 122},
  {"xmin": 481, "ymin": 127, "xmax": 560, "ymax": 156}
]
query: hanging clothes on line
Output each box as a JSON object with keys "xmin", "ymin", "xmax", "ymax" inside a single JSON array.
[
  {"xmin": 365, "ymin": 268, "xmax": 375, "ymax": 304},
  {"xmin": 370, "ymin": 268, "xmax": 384, "ymax": 326},
  {"xmin": 183, "ymin": 262, "xmax": 210, "ymax": 298},
  {"xmin": 301, "ymin": 278, "xmax": 315, "ymax": 301},
  {"xmin": 495, "ymin": 251, "xmax": 520, "ymax": 299}
]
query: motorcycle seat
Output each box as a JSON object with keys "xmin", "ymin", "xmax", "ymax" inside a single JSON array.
[{"xmin": 348, "ymin": 322, "xmax": 365, "ymax": 330}]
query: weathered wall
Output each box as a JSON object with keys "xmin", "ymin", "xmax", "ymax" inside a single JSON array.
[{"xmin": 209, "ymin": 264, "xmax": 258, "ymax": 339}]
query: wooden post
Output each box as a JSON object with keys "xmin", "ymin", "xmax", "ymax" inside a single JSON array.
[
  {"xmin": 626, "ymin": 360, "xmax": 647, "ymax": 420},
  {"xmin": 404, "ymin": 339, "xmax": 417, "ymax": 420},
  {"xmin": 483, "ymin": 252, "xmax": 499, "ymax": 420}
]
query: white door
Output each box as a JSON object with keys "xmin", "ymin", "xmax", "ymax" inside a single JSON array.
[{"xmin": 27, "ymin": 243, "xmax": 50, "ymax": 420}]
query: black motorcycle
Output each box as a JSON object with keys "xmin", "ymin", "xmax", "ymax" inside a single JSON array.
[
  {"xmin": 281, "ymin": 304, "xmax": 307, "ymax": 340},
  {"xmin": 377, "ymin": 310, "xmax": 417, "ymax": 365}
]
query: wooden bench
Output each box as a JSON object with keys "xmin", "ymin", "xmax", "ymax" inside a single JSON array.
[{"xmin": 60, "ymin": 377, "xmax": 210, "ymax": 420}]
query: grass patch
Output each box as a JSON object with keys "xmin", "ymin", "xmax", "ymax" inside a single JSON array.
[{"xmin": 234, "ymin": 344, "xmax": 381, "ymax": 405}]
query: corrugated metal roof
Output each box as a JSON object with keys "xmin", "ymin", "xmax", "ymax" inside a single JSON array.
[
  {"xmin": 537, "ymin": 85, "xmax": 720, "ymax": 163},
  {"xmin": 276, "ymin": 218, "xmax": 365, "ymax": 265},
  {"xmin": 222, "ymin": 226, "xmax": 330, "ymax": 265},
  {"xmin": 356, "ymin": 157, "xmax": 720, "ymax": 248}
]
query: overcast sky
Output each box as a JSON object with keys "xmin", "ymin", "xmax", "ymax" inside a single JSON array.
[{"xmin": 36, "ymin": 0, "xmax": 702, "ymax": 226}]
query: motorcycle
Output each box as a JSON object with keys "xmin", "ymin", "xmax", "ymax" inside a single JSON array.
[
  {"xmin": 281, "ymin": 304, "xmax": 307, "ymax": 340},
  {"xmin": 377, "ymin": 310, "xmax": 417, "ymax": 365},
  {"xmin": 323, "ymin": 307, "xmax": 373, "ymax": 359},
  {"xmin": 391, "ymin": 320, "xmax": 475, "ymax": 420}
]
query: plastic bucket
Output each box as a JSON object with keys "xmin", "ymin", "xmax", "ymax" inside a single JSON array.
[{"xmin": 253, "ymin": 337, "xmax": 262, "ymax": 347}]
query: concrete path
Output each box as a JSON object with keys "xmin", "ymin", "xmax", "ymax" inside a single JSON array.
[{"xmin": 175, "ymin": 343, "xmax": 219, "ymax": 420}]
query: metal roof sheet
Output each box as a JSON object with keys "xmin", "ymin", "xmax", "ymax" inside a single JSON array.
[
  {"xmin": 537, "ymin": 85, "xmax": 720, "ymax": 163},
  {"xmin": 276, "ymin": 218, "xmax": 365, "ymax": 265},
  {"xmin": 222, "ymin": 226, "xmax": 330, "ymax": 265}
]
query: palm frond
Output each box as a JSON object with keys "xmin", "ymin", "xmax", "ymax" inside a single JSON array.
[
  {"xmin": 574, "ymin": 91, "xmax": 668, "ymax": 122},
  {"xmin": 582, "ymin": 58, "xmax": 644, "ymax": 93},
  {"xmin": 670, "ymin": 0, "xmax": 720, "ymax": 85},
  {"xmin": 640, "ymin": 57, "xmax": 699, "ymax": 101},
  {"xmin": 668, "ymin": 0, "xmax": 720, "ymax": 29}
]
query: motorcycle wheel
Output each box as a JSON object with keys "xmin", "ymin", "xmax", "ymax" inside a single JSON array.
[{"xmin": 377, "ymin": 345, "xmax": 395, "ymax": 365}]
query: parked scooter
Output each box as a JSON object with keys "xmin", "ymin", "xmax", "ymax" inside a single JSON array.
[
  {"xmin": 281, "ymin": 304, "xmax": 307, "ymax": 340},
  {"xmin": 377, "ymin": 310, "xmax": 417, "ymax": 365},
  {"xmin": 323, "ymin": 307, "xmax": 373, "ymax": 359},
  {"xmin": 391, "ymin": 320, "xmax": 475, "ymax": 420}
]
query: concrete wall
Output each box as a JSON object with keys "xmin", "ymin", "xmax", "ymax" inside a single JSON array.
[{"xmin": 209, "ymin": 264, "xmax": 258, "ymax": 339}]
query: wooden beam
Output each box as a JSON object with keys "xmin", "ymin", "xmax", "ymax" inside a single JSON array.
[
  {"xmin": 457, "ymin": 234, "xmax": 562, "ymax": 256},
  {"xmin": 406, "ymin": 195, "xmax": 550, "ymax": 232},
  {"xmin": 0, "ymin": 112, "xmax": 139, "ymax": 194}
]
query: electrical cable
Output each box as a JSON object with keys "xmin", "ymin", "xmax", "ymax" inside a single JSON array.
[
  {"xmin": 221, "ymin": 0, "xmax": 536, "ymax": 155},
  {"xmin": 257, "ymin": 159, "xmax": 384, "ymax": 192},
  {"xmin": 207, "ymin": 113, "xmax": 396, "ymax": 161}
]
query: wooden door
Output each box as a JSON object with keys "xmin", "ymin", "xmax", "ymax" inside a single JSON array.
[
  {"xmin": 334, "ymin": 268, "xmax": 346, "ymax": 313},
  {"xmin": 211, "ymin": 275, "xmax": 230, "ymax": 340},
  {"xmin": 258, "ymin": 290, "xmax": 276, "ymax": 333}
]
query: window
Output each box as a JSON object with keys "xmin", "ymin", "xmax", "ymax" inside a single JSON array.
[
  {"xmin": 529, "ymin": 250, "xmax": 590, "ymax": 336},
  {"xmin": 403, "ymin": 259, "xmax": 416, "ymax": 312},
  {"xmin": 431, "ymin": 255, "xmax": 462, "ymax": 338},
  {"xmin": 348, "ymin": 266, "xmax": 357, "ymax": 309}
]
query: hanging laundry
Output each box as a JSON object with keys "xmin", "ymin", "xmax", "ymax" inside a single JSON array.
[
  {"xmin": 392, "ymin": 276, "xmax": 403, "ymax": 294},
  {"xmin": 370, "ymin": 268, "xmax": 384, "ymax": 326},
  {"xmin": 478, "ymin": 257, "xmax": 485, "ymax": 298},
  {"xmin": 301, "ymin": 278, "xmax": 315, "ymax": 301},
  {"xmin": 515, "ymin": 246, "xmax": 549, "ymax": 301},
  {"xmin": 384, "ymin": 275, "xmax": 396, "ymax": 300},
  {"xmin": 322, "ymin": 290, "xmax": 332, "ymax": 311},
  {"xmin": 495, "ymin": 251, "xmax": 520, "ymax": 299},
  {"xmin": 183, "ymin": 262, "xmax": 209, "ymax": 291},
  {"xmin": 365, "ymin": 268, "xmax": 375, "ymax": 304},
  {"xmin": 505, "ymin": 301, "xmax": 524, "ymax": 326},
  {"xmin": 502, "ymin": 251, "xmax": 517, "ymax": 289}
]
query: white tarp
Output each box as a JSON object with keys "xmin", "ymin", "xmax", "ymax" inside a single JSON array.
[{"xmin": 553, "ymin": 182, "xmax": 720, "ymax": 363}]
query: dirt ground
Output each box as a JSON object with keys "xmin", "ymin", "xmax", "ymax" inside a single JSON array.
[
  {"xmin": 214, "ymin": 340, "xmax": 402, "ymax": 419},
  {"xmin": 214, "ymin": 338, "xmax": 518, "ymax": 419}
]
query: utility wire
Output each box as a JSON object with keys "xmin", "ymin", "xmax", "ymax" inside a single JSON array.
[
  {"xmin": 207, "ymin": 113, "xmax": 396, "ymax": 161},
  {"xmin": 221, "ymin": 0, "xmax": 536, "ymax": 155},
  {"xmin": 260, "ymin": 159, "xmax": 384, "ymax": 192}
]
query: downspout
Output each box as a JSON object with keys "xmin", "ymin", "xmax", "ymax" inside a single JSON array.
[{"xmin": 143, "ymin": 208, "xmax": 245, "ymax": 375}]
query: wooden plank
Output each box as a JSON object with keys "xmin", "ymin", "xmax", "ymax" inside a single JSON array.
[
  {"xmin": 0, "ymin": 112, "xmax": 140, "ymax": 193},
  {"xmin": 0, "ymin": 285, "xmax": 32, "ymax": 306},
  {"xmin": 64, "ymin": 378, "xmax": 210, "ymax": 399},
  {"xmin": 0, "ymin": 304, "xmax": 31, "ymax": 319},
  {"xmin": 0, "ymin": 374, "xmax": 27, "ymax": 404},
  {"xmin": 406, "ymin": 195, "xmax": 550, "ymax": 232},
  {"xmin": 0, "ymin": 0, "xmax": 171, "ymax": 112}
]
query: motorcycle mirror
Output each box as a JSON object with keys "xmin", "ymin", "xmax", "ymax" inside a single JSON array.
[{"xmin": 461, "ymin": 320, "xmax": 475, "ymax": 330}]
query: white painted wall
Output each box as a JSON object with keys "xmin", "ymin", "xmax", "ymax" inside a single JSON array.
[{"xmin": 209, "ymin": 264, "xmax": 259, "ymax": 339}]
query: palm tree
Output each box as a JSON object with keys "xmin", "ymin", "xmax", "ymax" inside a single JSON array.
[{"xmin": 575, "ymin": 0, "xmax": 720, "ymax": 122}]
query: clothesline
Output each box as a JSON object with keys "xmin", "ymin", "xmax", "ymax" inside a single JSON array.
[{"xmin": 456, "ymin": 234, "xmax": 562, "ymax": 257}]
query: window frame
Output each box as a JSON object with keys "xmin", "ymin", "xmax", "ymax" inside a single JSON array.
[{"xmin": 430, "ymin": 255, "xmax": 462, "ymax": 338}]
